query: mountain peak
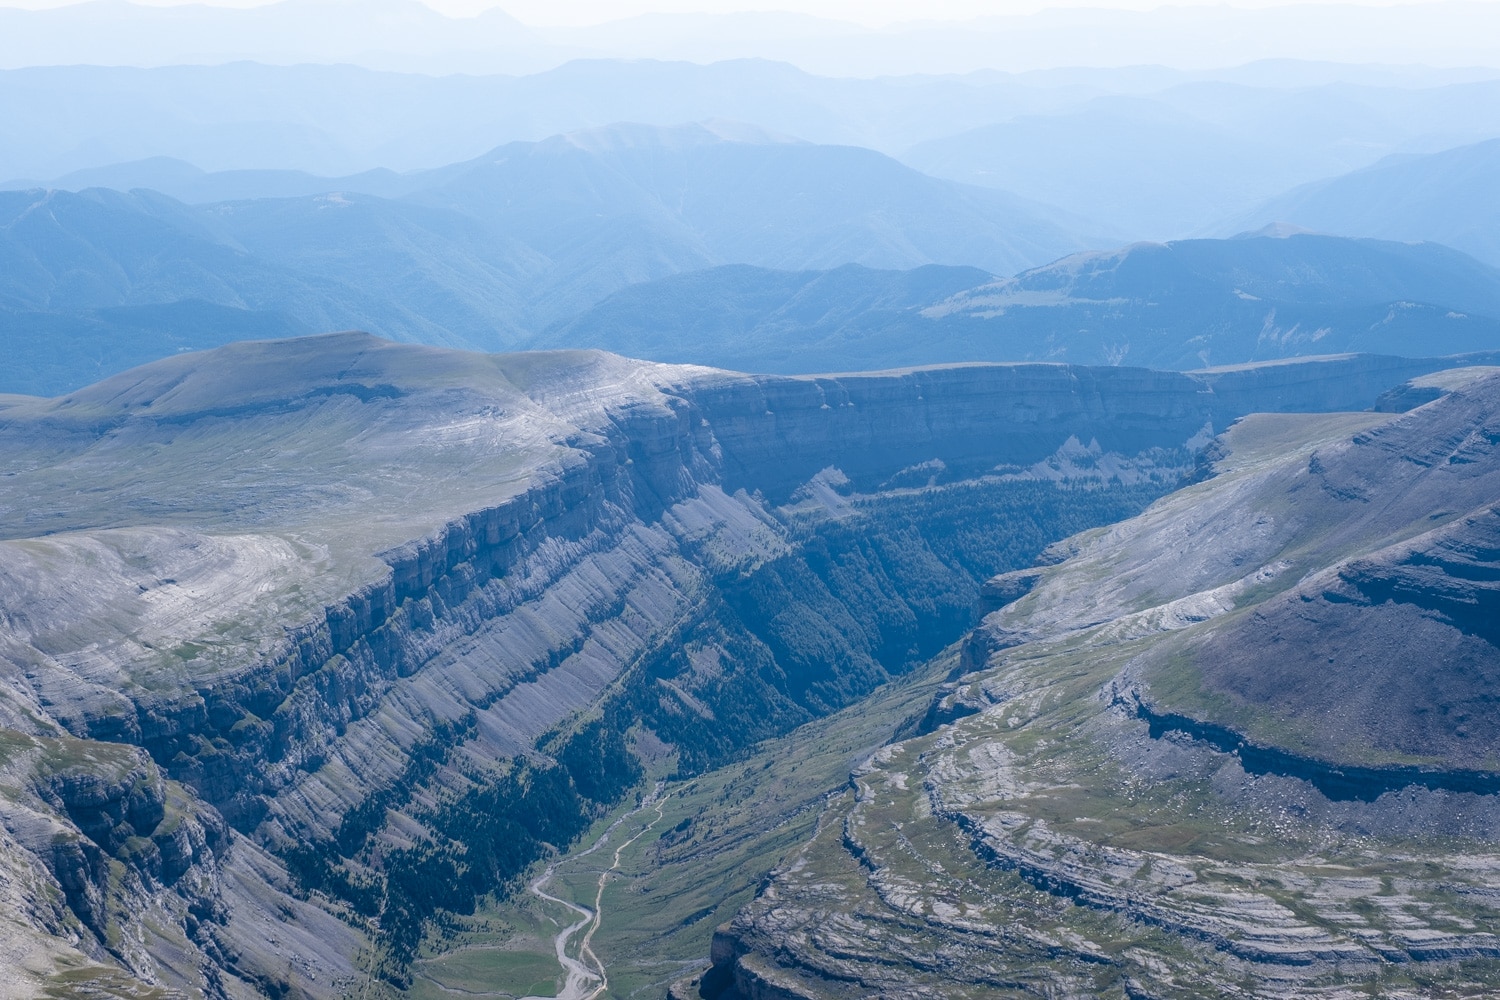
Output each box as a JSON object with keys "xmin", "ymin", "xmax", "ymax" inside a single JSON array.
[
  {"xmin": 546, "ymin": 119, "xmax": 802, "ymax": 155},
  {"xmin": 1232, "ymin": 220, "xmax": 1319, "ymax": 239}
]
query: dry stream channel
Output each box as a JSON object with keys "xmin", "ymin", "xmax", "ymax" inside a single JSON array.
[{"xmin": 522, "ymin": 784, "xmax": 668, "ymax": 1000}]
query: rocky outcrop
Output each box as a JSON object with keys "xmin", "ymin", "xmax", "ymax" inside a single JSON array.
[
  {"xmin": 700, "ymin": 369, "xmax": 1500, "ymax": 998},
  {"xmin": 0, "ymin": 335, "xmax": 1479, "ymax": 997},
  {"xmin": 688, "ymin": 353, "xmax": 1456, "ymax": 500},
  {"xmin": 978, "ymin": 568, "xmax": 1043, "ymax": 614},
  {"xmin": 1129, "ymin": 693, "xmax": 1500, "ymax": 801},
  {"xmin": 0, "ymin": 730, "xmax": 305, "ymax": 1000},
  {"xmin": 1121, "ymin": 381, "xmax": 1500, "ymax": 774}
]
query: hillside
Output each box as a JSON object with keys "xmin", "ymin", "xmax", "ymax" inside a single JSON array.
[
  {"xmin": 1230, "ymin": 138, "xmax": 1500, "ymax": 267},
  {"xmin": 0, "ymin": 336, "xmax": 1453, "ymax": 997},
  {"xmin": 543, "ymin": 233, "xmax": 1500, "ymax": 373},
  {"xmin": 693, "ymin": 366, "xmax": 1500, "ymax": 998},
  {"xmin": 538, "ymin": 262, "xmax": 995, "ymax": 371},
  {"xmin": 926, "ymin": 231, "xmax": 1500, "ymax": 369}
]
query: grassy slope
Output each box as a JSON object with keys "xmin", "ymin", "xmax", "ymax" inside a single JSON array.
[
  {"xmin": 411, "ymin": 647, "xmax": 957, "ymax": 999},
  {"xmin": 435, "ymin": 398, "xmax": 1500, "ymax": 998}
]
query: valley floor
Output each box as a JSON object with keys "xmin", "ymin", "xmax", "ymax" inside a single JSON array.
[
  {"xmin": 408, "ymin": 650, "xmax": 957, "ymax": 1000},
  {"xmin": 417, "ymin": 386, "xmax": 1500, "ymax": 1000}
]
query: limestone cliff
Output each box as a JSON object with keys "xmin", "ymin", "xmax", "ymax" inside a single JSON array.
[
  {"xmin": 0, "ymin": 333, "xmax": 1466, "ymax": 997},
  {"xmin": 698, "ymin": 367, "xmax": 1500, "ymax": 999}
]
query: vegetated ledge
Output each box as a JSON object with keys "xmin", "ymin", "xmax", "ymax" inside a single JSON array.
[
  {"xmin": 21, "ymin": 349, "xmax": 1473, "ymax": 862},
  {"xmin": 1126, "ymin": 692, "xmax": 1500, "ymax": 802},
  {"xmin": 119, "ymin": 351, "xmax": 1444, "ymax": 832},
  {"xmin": 145, "ymin": 399, "xmax": 703, "ymax": 833}
]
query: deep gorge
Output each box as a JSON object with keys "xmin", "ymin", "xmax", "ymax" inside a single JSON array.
[{"xmin": 0, "ymin": 339, "xmax": 1464, "ymax": 996}]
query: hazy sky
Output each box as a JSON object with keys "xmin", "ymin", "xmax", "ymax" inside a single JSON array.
[
  {"xmin": 493, "ymin": 0, "xmax": 1486, "ymax": 26},
  {"xmin": 0, "ymin": 0, "xmax": 1483, "ymax": 24}
]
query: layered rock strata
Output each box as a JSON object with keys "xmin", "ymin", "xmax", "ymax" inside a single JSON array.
[
  {"xmin": 701, "ymin": 369, "xmax": 1500, "ymax": 999},
  {"xmin": 0, "ymin": 334, "xmax": 1469, "ymax": 997}
]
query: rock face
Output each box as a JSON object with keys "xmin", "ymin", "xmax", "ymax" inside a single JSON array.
[
  {"xmin": 0, "ymin": 332, "xmax": 1472, "ymax": 997},
  {"xmin": 700, "ymin": 367, "xmax": 1500, "ymax": 999}
]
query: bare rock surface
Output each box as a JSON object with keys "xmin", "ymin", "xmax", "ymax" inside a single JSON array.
[
  {"xmin": 704, "ymin": 371, "xmax": 1500, "ymax": 998},
  {"xmin": 0, "ymin": 333, "xmax": 1464, "ymax": 997}
]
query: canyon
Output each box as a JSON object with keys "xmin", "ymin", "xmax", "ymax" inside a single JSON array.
[
  {"xmin": 6, "ymin": 11, "xmax": 1500, "ymax": 999},
  {"xmin": 695, "ymin": 366, "xmax": 1500, "ymax": 999},
  {"xmin": 0, "ymin": 334, "xmax": 1468, "ymax": 998}
]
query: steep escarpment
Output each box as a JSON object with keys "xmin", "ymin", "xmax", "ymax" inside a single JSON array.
[
  {"xmin": 1113, "ymin": 367, "xmax": 1500, "ymax": 778},
  {"xmin": 0, "ymin": 727, "xmax": 362, "ymax": 1000},
  {"xmin": 697, "ymin": 369, "xmax": 1500, "ymax": 1000},
  {"xmin": 0, "ymin": 334, "xmax": 1469, "ymax": 997},
  {"xmin": 691, "ymin": 352, "xmax": 1459, "ymax": 499},
  {"xmin": 1131, "ymin": 504, "xmax": 1500, "ymax": 779}
]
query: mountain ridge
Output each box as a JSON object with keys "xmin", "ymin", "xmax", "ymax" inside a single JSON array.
[
  {"xmin": 0, "ymin": 335, "xmax": 1473, "ymax": 997},
  {"xmin": 692, "ymin": 367, "xmax": 1500, "ymax": 999},
  {"xmin": 1227, "ymin": 137, "xmax": 1500, "ymax": 267},
  {"xmin": 543, "ymin": 233, "xmax": 1500, "ymax": 374},
  {"xmin": 0, "ymin": 124, "xmax": 1106, "ymax": 395}
]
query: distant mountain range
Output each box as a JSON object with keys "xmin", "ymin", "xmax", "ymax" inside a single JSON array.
[
  {"xmin": 401, "ymin": 123, "xmax": 1091, "ymax": 312},
  {"xmin": 5, "ymin": 59, "xmax": 1500, "ymax": 209},
  {"xmin": 15, "ymin": 157, "xmax": 420, "ymax": 206},
  {"xmin": 0, "ymin": 0, "xmax": 558, "ymax": 76},
  {"xmin": 8, "ymin": 116, "xmax": 1500, "ymax": 397},
  {"xmin": 0, "ymin": 124, "xmax": 1098, "ymax": 396},
  {"xmin": 904, "ymin": 97, "xmax": 1270, "ymax": 239},
  {"xmin": 0, "ymin": 60, "xmax": 1120, "ymax": 180},
  {"xmin": 900, "ymin": 80, "xmax": 1500, "ymax": 240},
  {"xmin": 543, "ymin": 233, "xmax": 1500, "ymax": 373},
  {"xmin": 1230, "ymin": 138, "xmax": 1500, "ymax": 267}
]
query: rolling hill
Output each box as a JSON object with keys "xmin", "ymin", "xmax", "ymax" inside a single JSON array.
[
  {"xmin": 1230, "ymin": 137, "xmax": 1500, "ymax": 267},
  {"xmin": 541, "ymin": 232, "xmax": 1500, "ymax": 372},
  {"xmin": 0, "ymin": 123, "xmax": 1102, "ymax": 395}
]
